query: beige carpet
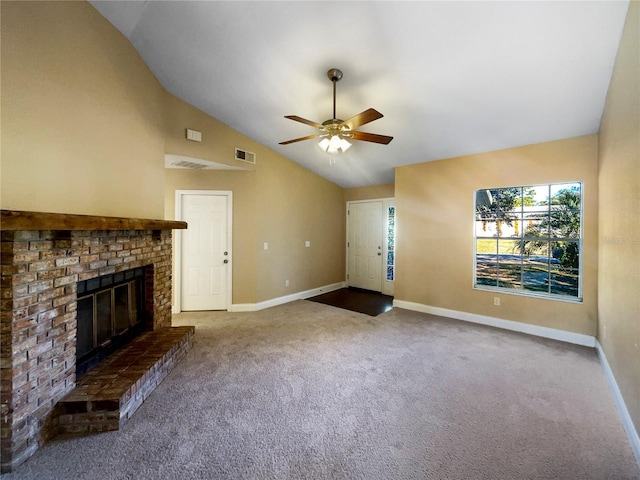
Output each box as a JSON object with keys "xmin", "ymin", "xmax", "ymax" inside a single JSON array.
[{"xmin": 5, "ymin": 301, "xmax": 639, "ymax": 479}]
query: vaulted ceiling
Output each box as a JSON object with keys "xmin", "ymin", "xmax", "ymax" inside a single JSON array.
[{"xmin": 90, "ymin": 1, "xmax": 629, "ymax": 188}]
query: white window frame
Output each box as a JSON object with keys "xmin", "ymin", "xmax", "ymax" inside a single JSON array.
[{"xmin": 473, "ymin": 181, "xmax": 583, "ymax": 303}]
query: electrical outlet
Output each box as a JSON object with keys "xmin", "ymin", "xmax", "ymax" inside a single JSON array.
[
  {"xmin": 285, "ymin": 280, "xmax": 289, "ymax": 287},
  {"xmin": 493, "ymin": 297, "xmax": 500, "ymax": 306}
]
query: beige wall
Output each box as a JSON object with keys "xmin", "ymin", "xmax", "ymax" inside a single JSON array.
[
  {"xmin": 395, "ymin": 135, "xmax": 599, "ymax": 336},
  {"xmin": 1, "ymin": 1, "xmax": 166, "ymax": 219},
  {"xmin": 165, "ymin": 94, "xmax": 257, "ymax": 172},
  {"xmin": 164, "ymin": 94, "xmax": 346, "ymax": 306},
  {"xmin": 254, "ymin": 151, "xmax": 345, "ymax": 303},
  {"xmin": 598, "ymin": 1, "xmax": 640, "ymax": 435},
  {"xmin": 344, "ymin": 183, "xmax": 394, "ymax": 202}
]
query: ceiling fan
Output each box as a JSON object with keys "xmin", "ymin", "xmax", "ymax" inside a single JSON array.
[{"xmin": 279, "ymin": 68, "xmax": 393, "ymax": 156}]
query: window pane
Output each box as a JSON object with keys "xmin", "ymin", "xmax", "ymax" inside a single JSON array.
[
  {"xmin": 497, "ymin": 240, "xmax": 522, "ymax": 289},
  {"xmin": 477, "ymin": 239, "xmax": 497, "ymax": 254},
  {"xmin": 511, "ymin": 217, "xmax": 523, "ymax": 238},
  {"xmin": 550, "ymin": 266, "xmax": 579, "ymax": 297},
  {"xmin": 530, "ymin": 185, "xmax": 550, "ymax": 206},
  {"xmin": 550, "ymin": 241, "xmax": 580, "ymax": 297},
  {"xmin": 476, "ymin": 239, "xmax": 497, "ymax": 286},
  {"xmin": 475, "ymin": 216, "xmax": 497, "ymax": 237},
  {"xmin": 386, "ymin": 266, "xmax": 395, "ymax": 282},
  {"xmin": 522, "ymin": 209, "xmax": 549, "ymax": 237},
  {"xmin": 550, "ymin": 183, "xmax": 581, "ymax": 238},
  {"xmin": 523, "ymin": 254, "xmax": 550, "ymax": 293},
  {"xmin": 475, "ymin": 189, "xmax": 499, "ymax": 237},
  {"xmin": 551, "ymin": 182, "xmax": 581, "ymax": 200},
  {"xmin": 476, "ymin": 257, "xmax": 498, "ymax": 286},
  {"xmin": 497, "ymin": 187, "xmax": 521, "ymax": 219},
  {"xmin": 520, "ymin": 237, "xmax": 549, "ymax": 259},
  {"xmin": 475, "ymin": 189, "xmax": 497, "ymax": 211},
  {"xmin": 475, "ymin": 182, "xmax": 582, "ymax": 301},
  {"xmin": 550, "ymin": 208, "xmax": 581, "ymax": 239}
]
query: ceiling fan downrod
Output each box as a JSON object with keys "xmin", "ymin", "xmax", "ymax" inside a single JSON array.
[{"xmin": 327, "ymin": 68, "xmax": 343, "ymax": 121}]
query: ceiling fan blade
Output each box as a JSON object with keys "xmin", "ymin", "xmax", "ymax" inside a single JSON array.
[
  {"xmin": 340, "ymin": 108, "xmax": 384, "ymax": 131},
  {"xmin": 279, "ymin": 134, "xmax": 320, "ymax": 145},
  {"xmin": 350, "ymin": 131, "xmax": 394, "ymax": 145},
  {"xmin": 284, "ymin": 115, "xmax": 324, "ymax": 129}
]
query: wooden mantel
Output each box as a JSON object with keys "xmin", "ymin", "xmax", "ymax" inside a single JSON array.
[{"xmin": 1, "ymin": 210, "xmax": 187, "ymax": 231}]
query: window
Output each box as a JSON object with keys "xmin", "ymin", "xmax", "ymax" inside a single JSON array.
[
  {"xmin": 386, "ymin": 206, "xmax": 396, "ymax": 281},
  {"xmin": 474, "ymin": 182, "xmax": 582, "ymax": 301}
]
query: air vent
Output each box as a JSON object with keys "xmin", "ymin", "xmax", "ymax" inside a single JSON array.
[
  {"xmin": 165, "ymin": 154, "xmax": 248, "ymax": 171},
  {"xmin": 235, "ymin": 148, "xmax": 256, "ymax": 164},
  {"xmin": 171, "ymin": 159, "xmax": 207, "ymax": 169}
]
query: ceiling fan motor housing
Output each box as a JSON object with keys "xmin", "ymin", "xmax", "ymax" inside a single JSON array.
[{"xmin": 327, "ymin": 68, "xmax": 343, "ymax": 82}]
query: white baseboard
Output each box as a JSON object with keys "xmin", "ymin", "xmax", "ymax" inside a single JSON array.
[
  {"xmin": 596, "ymin": 340, "xmax": 640, "ymax": 467},
  {"xmin": 229, "ymin": 282, "xmax": 346, "ymax": 312},
  {"xmin": 392, "ymin": 300, "xmax": 596, "ymax": 347}
]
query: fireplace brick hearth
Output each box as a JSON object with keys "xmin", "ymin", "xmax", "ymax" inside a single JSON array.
[
  {"xmin": 56, "ymin": 326, "xmax": 194, "ymax": 435},
  {"xmin": 0, "ymin": 210, "xmax": 188, "ymax": 473}
]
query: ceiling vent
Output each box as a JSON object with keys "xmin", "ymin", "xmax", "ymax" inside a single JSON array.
[
  {"xmin": 235, "ymin": 148, "xmax": 256, "ymax": 164},
  {"xmin": 170, "ymin": 159, "xmax": 208, "ymax": 169},
  {"xmin": 165, "ymin": 154, "xmax": 247, "ymax": 171}
]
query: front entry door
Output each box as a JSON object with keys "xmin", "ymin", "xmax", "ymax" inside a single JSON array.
[
  {"xmin": 348, "ymin": 201, "xmax": 383, "ymax": 292},
  {"xmin": 181, "ymin": 193, "xmax": 230, "ymax": 311}
]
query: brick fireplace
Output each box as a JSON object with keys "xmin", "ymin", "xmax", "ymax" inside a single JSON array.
[{"xmin": 0, "ymin": 210, "xmax": 189, "ymax": 472}]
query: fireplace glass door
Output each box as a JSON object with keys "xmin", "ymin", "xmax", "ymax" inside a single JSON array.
[{"xmin": 76, "ymin": 267, "xmax": 148, "ymax": 375}]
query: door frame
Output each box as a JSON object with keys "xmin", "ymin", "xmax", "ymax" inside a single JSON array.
[
  {"xmin": 174, "ymin": 190, "xmax": 233, "ymax": 313},
  {"xmin": 346, "ymin": 197, "xmax": 395, "ymax": 296}
]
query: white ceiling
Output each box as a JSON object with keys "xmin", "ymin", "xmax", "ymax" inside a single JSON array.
[{"xmin": 90, "ymin": 1, "xmax": 629, "ymax": 188}]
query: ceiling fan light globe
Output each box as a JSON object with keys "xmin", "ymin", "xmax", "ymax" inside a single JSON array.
[
  {"xmin": 317, "ymin": 138, "xmax": 331, "ymax": 152},
  {"xmin": 340, "ymin": 138, "xmax": 352, "ymax": 152},
  {"xmin": 328, "ymin": 135, "xmax": 342, "ymax": 152}
]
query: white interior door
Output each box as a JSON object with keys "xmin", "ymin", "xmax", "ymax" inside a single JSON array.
[
  {"xmin": 348, "ymin": 201, "xmax": 383, "ymax": 292},
  {"xmin": 180, "ymin": 193, "xmax": 230, "ymax": 311}
]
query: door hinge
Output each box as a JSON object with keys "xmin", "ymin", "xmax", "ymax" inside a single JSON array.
[{"xmin": 347, "ymin": 274, "xmax": 349, "ymax": 280}]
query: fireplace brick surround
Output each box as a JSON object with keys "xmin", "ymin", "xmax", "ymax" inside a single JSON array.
[{"xmin": 0, "ymin": 210, "xmax": 188, "ymax": 472}]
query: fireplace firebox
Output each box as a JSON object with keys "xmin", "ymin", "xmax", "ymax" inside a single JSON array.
[{"xmin": 76, "ymin": 266, "xmax": 150, "ymax": 376}]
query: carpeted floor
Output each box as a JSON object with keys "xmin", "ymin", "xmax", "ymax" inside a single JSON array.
[{"xmin": 4, "ymin": 301, "xmax": 639, "ymax": 479}]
